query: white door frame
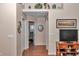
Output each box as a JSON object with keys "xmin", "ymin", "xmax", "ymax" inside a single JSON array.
[
  {"xmin": 21, "ymin": 18, "xmax": 29, "ymax": 50},
  {"xmin": 23, "ymin": 9, "xmax": 49, "ymax": 49}
]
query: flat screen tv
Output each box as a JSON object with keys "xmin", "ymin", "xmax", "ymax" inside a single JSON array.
[{"xmin": 60, "ymin": 29, "xmax": 78, "ymax": 42}]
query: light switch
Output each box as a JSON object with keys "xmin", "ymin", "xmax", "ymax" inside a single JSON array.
[{"xmin": 8, "ymin": 34, "xmax": 13, "ymax": 39}]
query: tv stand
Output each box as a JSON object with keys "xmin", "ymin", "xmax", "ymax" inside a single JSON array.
[
  {"xmin": 66, "ymin": 41, "xmax": 72, "ymax": 43},
  {"xmin": 56, "ymin": 41, "xmax": 79, "ymax": 56}
]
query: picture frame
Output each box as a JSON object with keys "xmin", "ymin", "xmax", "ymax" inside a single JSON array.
[
  {"xmin": 17, "ymin": 21, "xmax": 21, "ymax": 33},
  {"xmin": 56, "ymin": 19, "xmax": 77, "ymax": 28},
  {"xmin": 38, "ymin": 25, "xmax": 44, "ymax": 32}
]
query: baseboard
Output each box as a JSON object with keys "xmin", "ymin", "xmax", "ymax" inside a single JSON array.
[{"xmin": 34, "ymin": 44, "xmax": 46, "ymax": 46}]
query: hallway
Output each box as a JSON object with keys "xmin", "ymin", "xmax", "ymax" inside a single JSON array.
[{"xmin": 22, "ymin": 45, "xmax": 48, "ymax": 56}]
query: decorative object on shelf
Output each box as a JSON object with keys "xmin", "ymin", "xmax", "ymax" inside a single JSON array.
[
  {"xmin": 76, "ymin": 54, "xmax": 79, "ymax": 56},
  {"xmin": 38, "ymin": 25, "xmax": 44, "ymax": 32},
  {"xmin": 76, "ymin": 48, "xmax": 79, "ymax": 52},
  {"xmin": 34, "ymin": 3, "xmax": 43, "ymax": 9},
  {"xmin": 44, "ymin": 3, "xmax": 50, "ymax": 9},
  {"xmin": 67, "ymin": 46, "xmax": 71, "ymax": 52},
  {"xmin": 61, "ymin": 53, "xmax": 63, "ymax": 56},
  {"xmin": 56, "ymin": 19, "xmax": 77, "ymax": 28},
  {"xmin": 52, "ymin": 4, "xmax": 56, "ymax": 9},
  {"xmin": 28, "ymin": 5, "xmax": 31, "ymax": 9},
  {"xmin": 26, "ymin": 3, "xmax": 64, "ymax": 9},
  {"xmin": 17, "ymin": 21, "xmax": 21, "ymax": 33}
]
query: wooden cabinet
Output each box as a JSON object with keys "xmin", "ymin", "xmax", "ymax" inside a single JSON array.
[{"xmin": 56, "ymin": 41, "xmax": 79, "ymax": 56}]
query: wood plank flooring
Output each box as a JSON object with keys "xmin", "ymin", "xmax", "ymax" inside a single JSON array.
[{"xmin": 22, "ymin": 45, "xmax": 48, "ymax": 56}]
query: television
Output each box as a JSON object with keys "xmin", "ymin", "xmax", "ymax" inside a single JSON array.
[{"xmin": 60, "ymin": 29, "xmax": 78, "ymax": 42}]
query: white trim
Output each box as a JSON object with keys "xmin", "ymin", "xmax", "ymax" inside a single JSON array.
[
  {"xmin": 21, "ymin": 17, "xmax": 29, "ymax": 52},
  {"xmin": 25, "ymin": 20, "xmax": 29, "ymax": 49},
  {"xmin": 23, "ymin": 9, "xmax": 49, "ymax": 12}
]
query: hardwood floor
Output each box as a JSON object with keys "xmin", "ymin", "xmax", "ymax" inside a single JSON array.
[{"xmin": 22, "ymin": 45, "xmax": 48, "ymax": 56}]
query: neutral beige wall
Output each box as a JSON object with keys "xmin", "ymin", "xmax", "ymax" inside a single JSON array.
[
  {"xmin": 0, "ymin": 3, "xmax": 17, "ymax": 56},
  {"xmin": 16, "ymin": 4, "xmax": 23, "ymax": 56},
  {"xmin": 35, "ymin": 17, "xmax": 46, "ymax": 45}
]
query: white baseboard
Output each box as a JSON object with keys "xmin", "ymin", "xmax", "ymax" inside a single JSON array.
[{"xmin": 34, "ymin": 43, "xmax": 46, "ymax": 45}]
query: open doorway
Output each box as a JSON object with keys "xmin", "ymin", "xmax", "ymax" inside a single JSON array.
[
  {"xmin": 23, "ymin": 11, "xmax": 49, "ymax": 56},
  {"xmin": 29, "ymin": 21, "xmax": 35, "ymax": 48},
  {"xmin": 26, "ymin": 11, "xmax": 48, "ymax": 49}
]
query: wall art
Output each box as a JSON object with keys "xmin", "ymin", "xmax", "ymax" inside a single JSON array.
[{"xmin": 56, "ymin": 19, "xmax": 77, "ymax": 28}]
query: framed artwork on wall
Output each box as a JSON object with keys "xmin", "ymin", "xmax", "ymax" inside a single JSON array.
[
  {"xmin": 56, "ymin": 19, "xmax": 77, "ymax": 28},
  {"xmin": 17, "ymin": 21, "xmax": 21, "ymax": 33},
  {"xmin": 38, "ymin": 25, "xmax": 44, "ymax": 32}
]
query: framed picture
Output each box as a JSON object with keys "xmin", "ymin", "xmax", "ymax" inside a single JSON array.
[
  {"xmin": 56, "ymin": 19, "xmax": 77, "ymax": 28},
  {"xmin": 17, "ymin": 21, "xmax": 21, "ymax": 33},
  {"xmin": 38, "ymin": 25, "xmax": 44, "ymax": 32}
]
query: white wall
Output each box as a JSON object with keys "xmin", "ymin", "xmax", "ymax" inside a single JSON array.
[
  {"xmin": 48, "ymin": 3, "xmax": 79, "ymax": 55},
  {"xmin": 35, "ymin": 17, "xmax": 46, "ymax": 45},
  {"xmin": 16, "ymin": 4, "xmax": 24, "ymax": 56},
  {"xmin": 0, "ymin": 3, "xmax": 17, "ymax": 56},
  {"xmin": 21, "ymin": 18, "xmax": 27, "ymax": 50}
]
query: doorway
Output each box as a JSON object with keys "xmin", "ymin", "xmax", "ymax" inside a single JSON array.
[
  {"xmin": 22, "ymin": 11, "xmax": 49, "ymax": 55},
  {"xmin": 29, "ymin": 21, "xmax": 35, "ymax": 48},
  {"xmin": 23, "ymin": 11, "xmax": 49, "ymax": 55},
  {"xmin": 25, "ymin": 11, "xmax": 48, "ymax": 49}
]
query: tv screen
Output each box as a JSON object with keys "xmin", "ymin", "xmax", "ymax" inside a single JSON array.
[{"xmin": 60, "ymin": 29, "xmax": 78, "ymax": 42}]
